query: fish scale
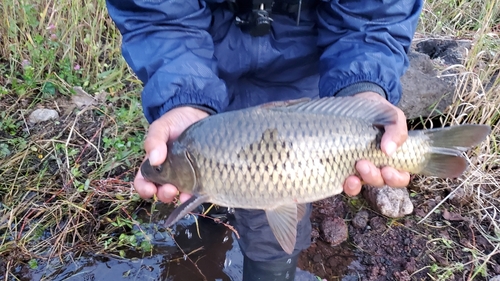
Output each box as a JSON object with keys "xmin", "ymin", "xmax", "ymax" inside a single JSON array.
[{"xmin": 141, "ymin": 96, "xmax": 491, "ymax": 255}]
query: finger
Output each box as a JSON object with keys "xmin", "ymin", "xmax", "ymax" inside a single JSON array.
[
  {"xmin": 381, "ymin": 108, "xmax": 408, "ymax": 156},
  {"xmin": 381, "ymin": 167, "xmax": 411, "ymax": 188},
  {"xmin": 179, "ymin": 192, "xmax": 193, "ymax": 203},
  {"xmin": 156, "ymin": 183, "xmax": 180, "ymax": 203},
  {"xmin": 144, "ymin": 120, "xmax": 170, "ymax": 166},
  {"xmin": 356, "ymin": 160, "xmax": 385, "ymax": 187},
  {"xmin": 343, "ymin": 175, "xmax": 362, "ymax": 197},
  {"xmin": 134, "ymin": 169, "xmax": 158, "ymax": 199}
]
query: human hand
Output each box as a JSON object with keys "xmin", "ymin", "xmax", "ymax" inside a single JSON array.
[
  {"xmin": 134, "ymin": 106, "xmax": 209, "ymax": 203},
  {"xmin": 342, "ymin": 92, "xmax": 411, "ymax": 197}
]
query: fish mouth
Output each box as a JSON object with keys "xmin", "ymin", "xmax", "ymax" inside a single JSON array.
[{"xmin": 140, "ymin": 159, "xmax": 161, "ymax": 183}]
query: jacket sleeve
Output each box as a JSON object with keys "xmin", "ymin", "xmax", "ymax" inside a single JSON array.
[
  {"xmin": 106, "ymin": 0, "xmax": 228, "ymax": 123},
  {"xmin": 316, "ymin": 0, "xmax": 423, "ymax": 105}
]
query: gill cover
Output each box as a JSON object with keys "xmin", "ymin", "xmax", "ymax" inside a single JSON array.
[{"xmin": 140, "ymin": 142, "xmax": 197, "ymax": 194}]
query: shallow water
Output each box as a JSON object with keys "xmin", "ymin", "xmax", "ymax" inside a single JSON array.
[
  {"xmin": 23, "ymin": 204, "xmax": 244, "ymax": 281},
  {"xmin": 12, "ymin": 202, "xmax": 367, "ymax": 281}
]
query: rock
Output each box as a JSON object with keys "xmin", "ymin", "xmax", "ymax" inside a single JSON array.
[
  {"xmin": 398, "ymin": 51, "xmax": 455, "ymax": 119},
  {"xmin": 415, "ymin": 39, "xmax": 469, "ymax": 65},
  {"xmin": 352, "ymin": 210, "xmax": 369, "ymax": 229},
  {"xmin": 72, "ymin": 86, "xmax": 97, "ymax": 108},
  {"xmin": 362, "ymin": 185, "xmax": 414, "ymax": 218},
  {"xmin": 490, "ymin": 276, "xmax": 500, "ymax": 281},
  {"xmin": 448, "ymin": 187, "xmax": 472, "ymax": 207},
  {"xmin": 320, "ymin": 217, "xmax": 348, "ymax": 246},
  {"xmin": 369, "ymin": 216, "xmax": 386, "ymax": 232},
  {"xmin": 28, "ymin": 108, "xmax": 59, "ymax": 124}
]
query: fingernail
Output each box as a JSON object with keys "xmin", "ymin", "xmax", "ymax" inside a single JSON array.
[
  {"xmin": 385, "ymin": 141, "xmax": 397, "ymax": 156},
  {"xmin": 346, "ymin": 182, "xmax": 355, "ymax": 194},
  {"xmin": 149, "ymin": 149, "xmax": 161, "ymax": 165},
  {"xmin": 358, "ymin": 164, "xmax": 370, "ymax": 175}
]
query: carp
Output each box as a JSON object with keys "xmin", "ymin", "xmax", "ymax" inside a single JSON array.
[{"xmin": 141, "ymin": 96, "xmax": 490, "ymax": 254}]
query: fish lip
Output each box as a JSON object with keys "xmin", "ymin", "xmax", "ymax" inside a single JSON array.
[{"xmin": 140, "ymin": 159, "xmax": 160, "ymax": 183}]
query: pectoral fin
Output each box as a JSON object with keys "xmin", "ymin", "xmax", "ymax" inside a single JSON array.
[
  {"xmin": 265, "ymin": 204, "xmax": 299, "ymax": 255},
  {"xmin": 164, "ymin": 195, "xmax": 210, "ymax": 228}
]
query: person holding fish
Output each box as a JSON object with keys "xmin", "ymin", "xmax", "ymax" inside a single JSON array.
[{"xmin": 106, "ymin": 0, "xmax": 425, "ymax": 280}]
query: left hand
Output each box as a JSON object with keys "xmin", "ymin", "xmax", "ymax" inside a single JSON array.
[{"xmin": 342, "ymin": 91, "xmax": 411, "ymax": 196}]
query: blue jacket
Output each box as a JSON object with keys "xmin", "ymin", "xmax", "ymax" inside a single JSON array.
[{"xmin": 106, "ymin": 0, "xmax": 422, "ymax": 124}]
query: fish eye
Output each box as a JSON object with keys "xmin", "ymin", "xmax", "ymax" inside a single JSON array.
[{"xmin": 155, "ymin": 165, "xmax": 163, "ymax": 173}]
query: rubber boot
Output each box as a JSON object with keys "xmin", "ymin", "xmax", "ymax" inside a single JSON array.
[{"xmin": 242, "ymin": 253, "xmax": 299, "ymax": 281}]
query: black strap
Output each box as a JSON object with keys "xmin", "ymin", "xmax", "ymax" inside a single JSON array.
[{"xmin": 227, "ymin": 0, "xmax": 275, "ymax": 16}]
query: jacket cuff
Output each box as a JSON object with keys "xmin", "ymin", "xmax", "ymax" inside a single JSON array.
[
  {"xmin": 335, "ymin": 82, "xmax": 387, "ymax": 100},
  {"xmin": 147, "ymin": 93, "xmax": 222, "ymax": 123},
  {"xmin": 172, "ymin": 104, "xmax": 217, "ymax": 115}
]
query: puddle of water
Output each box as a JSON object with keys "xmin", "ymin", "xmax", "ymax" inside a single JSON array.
[
  {"xmin": 11, "ymin": 203, "xmax": 364, "ymax": 281},
  {"xmin": 18, "ymin": 204, "xmax": 243, "ymax": 281}
]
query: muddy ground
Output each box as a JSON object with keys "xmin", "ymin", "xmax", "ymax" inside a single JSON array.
[{"xmin": 299, "ymin": 190, "xmax": 500, "ymax": 281}]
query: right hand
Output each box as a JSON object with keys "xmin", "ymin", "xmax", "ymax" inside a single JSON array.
[{"xmin": 134, "ymin": 106, "xmax": 209, "ymax": 203}]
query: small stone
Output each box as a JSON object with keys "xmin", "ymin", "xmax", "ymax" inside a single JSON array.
[
  {"xmin": 494, "ymin": 265, "xmax": 500, "ymax": 275},
  {"xmin": 352, "ymin": 210, "xmax": 369, "ymax": 229},
  {"xmin": 491, "ymin": 276, "xmax": 500, "ymax": 281},
  {"xmin": 448, "ymin": 187, "xmax": 472, "ymax": 207},
  {"xmin": 362, "ymin": 185, "xmax": 414, "ymax": 218},
  {"xmin": 311, "ymin": 228, "xmax": 320, "ymax": 242},
  {"xmin": 369, "ymin": 216, "xmax": 386, "ymax": 232},
  {"xmin": 320, "ymin": 217, "xmax": 348, "ymax": 246},
  {"xmin": 313, "ymin": 254, "xmax": 322, "ymax": 262},
  {"xmin": 28, "ymin": 108, "xmax": 59, "ymax": 124},
  {"xmin": 72, "ymin": 86, "xmax": 97, "ymax": 108}
]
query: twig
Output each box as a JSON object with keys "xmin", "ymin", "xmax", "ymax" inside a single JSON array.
[
  {"xmin": 168, "ymin": 231, "xmax": 208, "ymax": 281},
  {"xmin": 19, "ymin": 109, "xmax": 30, "ymax": 136},
  {"xmin": 194, "ymin": 212, "xmax": 240, "ymax": 239},
  {"xmin": 418, "ymin": 179, "xmax": 466, "ymax": 224},
  {"xmin": 73, "ymin": 119, "xmax": 105, "ymax": 164},
  {"xmin": 64, "ymin": 106, "xmax": 92, "ymax": 169}
]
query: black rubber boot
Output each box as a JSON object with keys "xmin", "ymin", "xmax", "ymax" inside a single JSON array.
[{"xmin": 242, "ymin": 253, "xmax": 299, "ymax": 281}]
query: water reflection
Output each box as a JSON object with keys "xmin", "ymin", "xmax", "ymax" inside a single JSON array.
[{"xmin": 27, "ymin": 204, "xmax": 243, "ymax": 281}]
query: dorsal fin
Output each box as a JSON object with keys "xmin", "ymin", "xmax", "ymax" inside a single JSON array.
[{"xmin": 266, "ymin": 96, "xmax": 398, "ymax": 127}]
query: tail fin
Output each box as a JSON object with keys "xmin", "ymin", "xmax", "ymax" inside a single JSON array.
[{"xmin": 419, "ymin": 125, "xmax": 491, "ymax": 178}]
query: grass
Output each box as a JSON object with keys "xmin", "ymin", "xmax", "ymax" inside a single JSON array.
[
  {"xmin": 412, "ymin": 0, "xmax": 500, "ymax": 279},
  {"xmin": 0, "ymin": 0, "xmax": 152, "ymax": 278},
  {"xmin": 0, "ymin": 0, "xmax": 499, "ymax": 280}
]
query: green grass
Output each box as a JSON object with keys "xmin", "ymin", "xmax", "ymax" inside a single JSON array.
[
  {"xmin": 0, "ymin": 0, "xmax": 152, "ymax": 278},
  {"xmin": 0, "ymin": 0, "xmax": 499, "ymax": 280}
]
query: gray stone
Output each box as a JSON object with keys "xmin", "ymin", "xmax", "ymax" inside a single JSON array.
[
  {"xmin": 28, "ymin": 108, "xmax": 59, "ymax": 124},
  {"xmin": 398, "ymin": 51, "xmax": 455, "ymax": 119},
  {"xmin": 490, "ymin": 276, "xmax": 500, "ymax": 281},
  {"xmin": 72, "ymin": 86, "xmax": 97, "ymax": 109},
  {"xmin": 320, "ymin": 216, "xmax": 348, "ymax": 246},
  {"xmin": 362, "ymin": 185, "xmax": 414, "ymax": 218},
  {"xmin": 448, "ymin": 186, "xmax": 473, "ymax": 207},
  {"xmin": 352, "ymin": 210, "xmax": 369, "ymax": 229}
]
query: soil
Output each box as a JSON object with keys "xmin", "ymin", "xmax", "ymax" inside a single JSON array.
[{"xmin": 298, "ymin": 189, "xmax": 500, "ymax": 281}]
